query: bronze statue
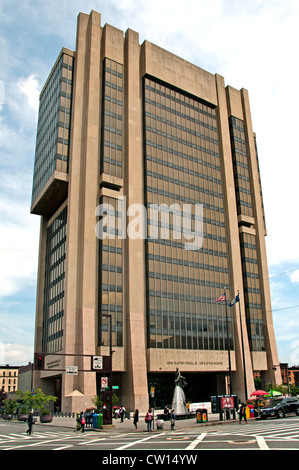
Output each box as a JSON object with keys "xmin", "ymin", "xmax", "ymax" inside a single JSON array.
[{"xmin": 174, "ymin": 368, "xmax": 187, "ymax": 388}]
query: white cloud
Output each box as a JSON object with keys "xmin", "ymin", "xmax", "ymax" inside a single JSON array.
[
  {"xmin": 290, "ymin": 270, "xmax": 299, "ymax": 284},
  {"xmin": 0, "ymin": 342, "xmax": 33, "ymax": 366},
  {"xmin": 17, "ymin": 74, "xmax": 40, "ymax": 113},
  {"xmin": 0, "ymin": 199, "xmax": 39, "ymax": 299}
]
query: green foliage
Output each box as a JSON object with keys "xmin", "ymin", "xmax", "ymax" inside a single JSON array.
[
  {"xmin": 254, "ymin": 376, "xmax": 261, "ymax": 389},
  {"xmin": 91, "ymin": 395, "xmax": 103, "ymax": 411},
  {"xmin": 0, "ymin": 389, "xmax": 8, "ymax": 409},
  {"xmin": 112, "ymin": 392, "xmax": 119, "ymax": 407},
  {"xmin": 91, "ymin": 392, "xmax": 119, "ymax": 412},
  {"xmin": 3, "ymin": 388, "xmax": 57, "ymax": 416},
  {"xmin": 270, "ymin": 383, "xmax": 299, "ymax": 397},
  {"xmin": 3, "ymin": 397, "xmax": 18, "ymax": 415}
]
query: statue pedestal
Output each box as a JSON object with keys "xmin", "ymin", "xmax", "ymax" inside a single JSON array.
[{"xmin": 172, "ymin": 385, "xmax": 187, "ymax": 414}]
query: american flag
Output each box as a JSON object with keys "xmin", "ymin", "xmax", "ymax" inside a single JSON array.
[{"xmin": 215, "ymin": 293, "xmax": 225, "ymax": 302}]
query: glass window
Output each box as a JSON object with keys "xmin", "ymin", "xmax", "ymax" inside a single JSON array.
[{"xmin": 143, "ymin": 77, "xmax": 232, "ymax": 351}]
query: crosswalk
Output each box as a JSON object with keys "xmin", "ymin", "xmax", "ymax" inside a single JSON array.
[
  {"xmin": 0, "ymin": 430, "xmax": 72, "ymax": 444},
  {"xmin": 217, "ymin": 418, "xmax": 299, "ymax": 441}
]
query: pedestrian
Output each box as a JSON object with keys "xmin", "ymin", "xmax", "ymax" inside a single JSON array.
[
  {"xmin": 170, "ymin": 409, "xmax": 176, "ymax": 431},
  {"xmin": 80, "ymin": 411, "xmax": 85, "ymax": 432},
  {"xmin": 120, "ymin": 405, "xmax": 125, "ymax": 422},
  {"xmin": 238, "ymin": 403, "xmax": 247, "ymax": 424},
  {"xmin": 133, "ymin": 409, "xmax": 139, "ymax": 429},
  {"xmin": 163, "ymin": 405, "xmax": 170, "ymax": 421},
  {"xmin": 145, "ymin": 408, "xmax": 153, "ymax": 431},
  {"xmin": 26, "ymin": 412, "xmax": 34, "ymax": 435},
  {"xmin": 74, "ymin": 412, "xmax": 81, "ymax": 431}
]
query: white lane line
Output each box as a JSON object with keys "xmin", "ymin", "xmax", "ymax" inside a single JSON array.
[
  {"xmin": 52, "ymin": 445, "xmax": 74, "ymax": 450},
  {"xmin": 255, "ymin": 436, "xmax": 269, "ymax": 450},
  {"xmin": 185, "ymin": 433, "xmax": 207, "ymax": 450},
  {"xmin": 116, "ymin": 433, "xmax": 165, "ymax": 450},
  {"xmin": 2, "ymin": 435, "xmax": 75, "ymax": 451},
  {"xmin": 78, "ymin": 432, "xmax": 132, "ymax": 446}
]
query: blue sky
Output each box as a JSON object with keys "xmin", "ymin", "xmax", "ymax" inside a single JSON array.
[{"xmin": 0, "ymin": 0, "xmax": 298, "ymax": 366}]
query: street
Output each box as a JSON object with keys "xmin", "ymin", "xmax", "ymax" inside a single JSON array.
[{"xmin": 1, "ymin": 416, "xmax": 299, "ymax": 452}]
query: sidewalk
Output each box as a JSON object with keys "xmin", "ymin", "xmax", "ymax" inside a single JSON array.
[{"xmin": 37, "ymin": 412, "xmax": 241, "ymax": 432}]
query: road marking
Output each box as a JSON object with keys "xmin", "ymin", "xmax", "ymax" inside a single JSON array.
[
  {"xmin": 116, "ymin": 433, "xmax": 165, "ymax": 450},
  {"xmin": 52, "ymin": 445, "xmax": 74, "ymax": 450},
  {"xmin": 185, "ymin": 433, "xmax": 207, "ymax": 450},
  {"xmin": 0, "ymin": 434, "xmax": 16, "ymax": 440},
  {"xmin": 255, "ymin": 436, "xmax": 269, "ymax": 450},
  {"xmin": 1, "ymin": 435, "xmax": 75, "ymax": 451}
]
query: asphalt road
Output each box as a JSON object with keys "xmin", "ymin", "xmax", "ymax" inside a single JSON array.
[{"xmin": 1, "ymin": 416, "xmax": 299, "ymax": 452}]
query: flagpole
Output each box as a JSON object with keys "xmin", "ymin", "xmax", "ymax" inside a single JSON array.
[
  {"xmin": 238, "ymin": 289, "xmax": 248, "ymax": 401},
  {"xmin": 224, "ymin": 287, "xmax": 233, "ymax": 395}
]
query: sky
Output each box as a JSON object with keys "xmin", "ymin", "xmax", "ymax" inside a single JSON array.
[{"xmin": 0, "ymin": 0, "xmax": 299, "ymax": 367}]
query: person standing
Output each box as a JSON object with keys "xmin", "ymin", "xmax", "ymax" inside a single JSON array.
[
  {"xmin": 26, "ymin": 412, "xmax": 34, "ymax": 435},
  {"xmin": 120, "ymin": 405, "xmax": 125, "ymax": 422},
  {"xmin": 163, "ymin": 406, "xmax": 170, "ymax": 421},
  {"xmin": 238, "ymin": 403, "xmax": 247, "ymax": 424},
  {"xmin": 133, "ymin": 409, "xmax": 139, "ymax": 430},
  {"xmin": 170, "ymin": 409, "xmax": 176, "ymax": 431},
  {"xmin": 145, "ymin": 408, "xmax": 153, "ymax": 431}
]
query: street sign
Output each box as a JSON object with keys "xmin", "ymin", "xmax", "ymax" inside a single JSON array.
[
  {"xmin": 101, "ymin": 377, "xmax": 108, "ymax": 389},
  {"xmin": 92, "ymin": 355, "xmax": 103, "ymax": 370},
  {"xmin": 66, "ymin": 366, "xmax": 78, "ymax": 375}
]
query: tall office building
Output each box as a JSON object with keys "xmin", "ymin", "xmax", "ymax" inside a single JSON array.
[{"xmin": 31, "ymin": 10, "xmax": 281, "ymax": 413}]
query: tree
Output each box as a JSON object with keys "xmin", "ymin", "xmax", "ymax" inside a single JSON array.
[
  {"xmin": 3, "ymin": 397, "xmax": 18, "ymax": 416},
  {"xmin": 92, "ymin": 395, "xmax": 103, "ymax": 412},
  {"xmin": 112, "ymin": 392, "xmax": 119, "ymax": 408},
  {"xmin": 14, "ymin": 389, "xmax": 57, "ymax": 415},
  {"xmin": 0, "ymin": 389, "xmax": 8, "ymax": 410}
]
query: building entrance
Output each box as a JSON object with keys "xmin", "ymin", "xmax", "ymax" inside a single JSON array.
[{"xmin": 147, "ymin": 372, "xmax": 218, "ymax": 408}]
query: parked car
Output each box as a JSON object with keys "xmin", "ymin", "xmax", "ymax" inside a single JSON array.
[{"xmin": 260, "ymin": 397, "xmax": 299, "ymax": 419}]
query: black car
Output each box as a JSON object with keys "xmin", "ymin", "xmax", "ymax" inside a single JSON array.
[{"xmin": 260, "ymin": 397, "xmax": 299, "ymax": 419}]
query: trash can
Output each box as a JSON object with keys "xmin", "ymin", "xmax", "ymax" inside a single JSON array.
[
  {"xmin": 97, "ymin": 413, "xmax": 103, "ymax": 427},
  {"xmin": 247, "ymin": 405, "xmax": 254, "ymax": 419},
  {"xmin": 156, "ymin": 419, "xmax": 164, "ymax": 430},
  {"xmin": 92, "ymin": 414, "xmax": 98, "ymax": 428},
  {"xmin": 196, "ymin": 408, "xmax": 208, "ymax": 423}
]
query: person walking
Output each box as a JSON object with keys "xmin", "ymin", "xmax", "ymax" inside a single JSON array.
[
  {"xmin": 80, "ymin": 411, "xmax": 85, "ymax": 432},
  {"xmin": 238, "ymin": 403, "xmax": 247, "ymax": 424},
  {"xmin": 75, "ymin": 411, "xmax": 85, "ymax": 432},
  {"xmin": 170, "ymin": 409, "xmax": 176, "ymax": 431},
  {"xmin": 26, "ymin": 412, "xmax": 34, "ymax": 435},
  {"xmin": 145, "ymin": 408, "xmax": 153, "ymax": 431},
  {"xmin": 133, "ymin": 409, "xmax": 139, "ymax": 430},
  {"xmin": 74, "ymin": 412, "xmax": 81, "ymax": 431}
]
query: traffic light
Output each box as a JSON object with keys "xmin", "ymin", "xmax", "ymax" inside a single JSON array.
[{"xmin": 34, "ymin": 353, "xmax": 45, "ymax": 370}]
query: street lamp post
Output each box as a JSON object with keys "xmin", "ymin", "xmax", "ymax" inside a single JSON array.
[
  {"xmin": 224, "ymin": 287, "xmax": 233, "ymax": 396},
  {"xmin": 238, "ymin": 289, "xmax": 248, "ymax": 401},
  {"xmin": 101, "ymin": 313, "xmax": 113, "ymax": 425}
]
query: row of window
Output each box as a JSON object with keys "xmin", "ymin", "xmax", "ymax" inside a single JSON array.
[
  {"xmin": 143, "ymin": 76, "xmax": 232, "ymax": 351},
  {"xmin": 98, "ymin": 196, "xmax": 123, "ymax": 347},
  {"xmin": 42, "ymin": 207, "xmax": 67, "ymax": 353},
  {"xmin": 100, "ymin": 58, "xmax": 123, "ymax": 178},
  {"xmin": 32, "ymin": 53, "xmax": 73, "ymax": 202},
  {"xmin": 240, "ymin": 232, "xmax": 265, "ymax": 351}
]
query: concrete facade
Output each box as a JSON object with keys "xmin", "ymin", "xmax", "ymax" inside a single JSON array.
[{"xmin": 31, "ymin": 10, "xmax": 281, "ymax": 413}]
